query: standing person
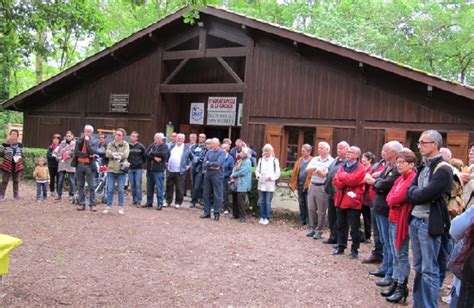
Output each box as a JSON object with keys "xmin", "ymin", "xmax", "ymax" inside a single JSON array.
[
  {"xmin": 383, "ymin": 150, "xmax": 417, "ymax": 303},
  {"xmin": 230, "ymin": 139, "xmax": 243, "ymax": 161},
  {"xmin": 190, "ymin": 138, "xmax": 210, "ymax": 208},
  {"xmin": 0, "ymin": 129, "xmax": 24, "ymax": 201},
  {"xmin": 128, "ymin": 131, "xmax": 146, "ymax": 206},
  {"xmin": 255, "ymin": 144, "xmax": 281, "ymax": 225},
  {"xmin": 363, "ymin": 150, "xmax": 387, "ymax": 265},
  {"xmin": 55, "ymin": 131, "xmax": 76, "ymax": 201},
  {"xmin": 223, "ymin": 138, "xmax": 232, "ymax": 146},
  {"xmin": 230, "ymin": 147, "xmax": 252, "ymax": 222},
  {"xmin": 407, "ymin": 130, "xmax": 453, "ymax": 308},
  {"xmin": 360, "ymin": 152, "xmax": 376, "ymax": 242},
  {"xmin": 74, "ymin": 125, "xmax": 103, "ymax": 211},
  {"xmin": 165, "ymin": 133, "xmax": 191, "ymax": 209},
  {"xmin": 47, "ymin": 134, "xmax": 61, "ymax": 198},
  {"xmin": 305, "ymin": 142, "xmax": 334, "ymax": 239},
  {"xmin": 190, "ymin": 133, "xmax": 206, "ymax": 200},
  {"xmin": 222, "ymin": 143, "xmax": 235, "ymax": 214},
  {"xmin": 289, "ymin": 144, "xmax": 313, "ymax": 226},
  {"xmin": 33, "ymin": 157, "xmax": 49, "ymax": 202},
  {"xmin": 449, "ymin": 206, "xmax": 474, "ymax": 308},
  {"xmin": 185, "ymin": 133, "xmax": 197, "ymax": 197},
  {"xmin": 103, "ymin": 128, "xmax": 129, "ymax": 215},
  {"xmin": 97, "ymin": 133, "xmax": 108, "ymax": 166},
  {"xmin": 200, "ymin": 138, "xmax": 225, "ymax": 221},
  {"xmin": 143, "ymin": 133, "xmax": 169, "ymax": 210},
  {"xmin": 368, "ymin": 141, "xmax": 403, "ymax": 286},
  {"xmin": 332, "ymin": 146, "xmax": 366, "ymax": 259},
  {"xmin": 323, "ymin": 141, "xmax": 349, "ymax": 244},
  {"xmin": 167, "ymin": 132, "xmax": 177, "ymax": 149}
]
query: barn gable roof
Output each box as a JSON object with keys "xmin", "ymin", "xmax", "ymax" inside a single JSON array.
[{"xmin": 3, "ymin": 5, "xmax": 474, "ymax": 110}]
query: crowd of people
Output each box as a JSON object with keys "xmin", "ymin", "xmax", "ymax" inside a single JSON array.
[
  {"xmin": 287, "ymin": 130, "xmax": 474, "ymax": 307},
  {"xmin": 1, "ymin": 126, "xmax": 473, "ymax": 307}
]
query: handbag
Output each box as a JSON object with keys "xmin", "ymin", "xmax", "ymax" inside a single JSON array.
[
  {"xmin": 229, "ymin": 181, "xmax": 238, "ymax": 192},
  {"xmin": 119, "ymin": 160, "xmax": 130, "ymax": 173}
]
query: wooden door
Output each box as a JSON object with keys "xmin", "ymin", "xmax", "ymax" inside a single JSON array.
[
  {"xmin": 316, "ymin": 127, "xmax": 334, "ymax": 150},
  {"xmin": 447, "ymin": 132, "xmax": 470, "ymax": 164},
  {"xmin": 264, "ymin": 124, "xmax": 282, "ymax": 163},
  {"xmin": 385, "ymin": 129, "xmax": 407, "ymax": 145}
]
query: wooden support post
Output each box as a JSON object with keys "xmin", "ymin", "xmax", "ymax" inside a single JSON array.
[{"xmin": 162, "ymin": 58, "xmax": 189, "ymax": 84}]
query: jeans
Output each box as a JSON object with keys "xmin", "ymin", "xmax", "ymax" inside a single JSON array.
[
  {"xmin": 191, "ymin": 172, "xmax": 204, "ymax": 204},
  {"xmin": 57, "ymin": 171, "xmax": 75, "ymax": 198},
  {"xmin": 76, "ymin": 163, "xmax": 96, "ymax": 206},
  {"xmin": 203, "ymin": 170, "xmax": 223, "ymax": 216},
  {"xmin": 375, "ymin": 212, "xmax": 393, "ymax": 279},
  {"xmin": 106, "ymin": 172, "xmax": 126, "ymax": 207},
  {"xmin": 36, "ymin": 182, "xmax": 47, "ymax": 200},
  {"xmin": 48, "ymin": 167, "xmax": 58, "ymax": 193},
  {"xmin": 146, "ymin": 171, "xmax": 164, "ymax": 206},
  {"xmin": 128, "ymin": 168, "xmax": 143, "ymax": 204},
  {"xmin": 389, "ymin": 222, "xmax": 410, "ymax": 283},
  {"xmin": 410, "ymin": 217, "xmax": 442, "ymax": 308},
  {"xmin": 336, "ymin": 208, "xmax": 361, "ymax": 252},
  {"xmin": 371, "ymin": 207, "xmax": 383, "ymax": 258},
  {"xmin": 258, "ymin": 191, "xmax": 273, "ymax": 220},
  {"xmin": 297, "ymin": 186, "xmax": 308, "ymax": 225},
  {"xmin": 166, "ymin": 171, "xmax": 185, "ymax": 205},
  {"xmin": 438, "ymin": 232, "xmax": 453, "ymax": 287}
]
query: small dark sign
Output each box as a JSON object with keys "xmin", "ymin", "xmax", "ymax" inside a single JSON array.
[{"xmin": 110, "ymin": 94, "xmax": 129, "ymax": 112}]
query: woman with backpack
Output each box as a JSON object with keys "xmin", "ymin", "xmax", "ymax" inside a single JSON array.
[{"xmin": 255, "ymin": 144, "xmax": 280, "ymax": 225}]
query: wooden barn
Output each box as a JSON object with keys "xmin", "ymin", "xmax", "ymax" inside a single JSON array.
[{"xmin": 3, "ymin": 6, "xmax": 474, "ymax": 167}]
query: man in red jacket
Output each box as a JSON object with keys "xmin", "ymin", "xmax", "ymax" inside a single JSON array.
[{"xmin": 332, "ymin": 146, "xmax": 366, "ymax": 259}]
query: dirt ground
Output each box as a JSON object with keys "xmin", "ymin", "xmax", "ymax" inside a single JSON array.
[{"xmin": 0, "ymin": 183, "xmax": 451, "ymax": 307}]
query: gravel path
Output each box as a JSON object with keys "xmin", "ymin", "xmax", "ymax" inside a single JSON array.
[{"xmin": 0, "ymin": 184, "xmax": 447, "ymax": 306}]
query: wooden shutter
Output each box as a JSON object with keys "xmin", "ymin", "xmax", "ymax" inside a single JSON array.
[
  {"xmin": 447, "ymin": 132, "xmax": 469, "ymax": 164},
  {"xmin": 384, "ymin": 129, "xmax": 406, "ymax": 145},
  {"xmin": 264, "ymin": 124, "xmax": 282, "ymax": 161},
  {"xmin": 316, "ymin": 127, "xmax": 334, "ymax": 149}
]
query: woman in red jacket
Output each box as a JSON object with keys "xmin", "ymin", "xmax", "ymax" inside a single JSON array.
[
  {"xmin": 332, "ymin": 146, "xmax": 366, "ymax": 259},
  {"xmin": 383, "ymin": 150, "xmax": 417, "ymax": 303}
]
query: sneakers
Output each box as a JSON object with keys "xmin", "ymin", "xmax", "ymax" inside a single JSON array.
[
  {"xmin": 259, "ymin": 218, "xmax": 264, "ymax": 224},
  {"xmin": 175, "ymin": 204, "xmax": 180, "ymax": 209},
  {"xmin": 313, "ymin": 232, "xmax": 322, "ymax": 240},
  {"xmin": 0, "ymin": 196, "xmax": 5, "ymax": 202},
  {"xmin": 163, "ymin": 203, "xmax": 170, "ymax": 207},
  {"xmin": 224, "ymin": 210, "xmax": 229, "ymax": 215},
  {"xmin": 306, "ymin": 230, "xmax": 316, "ymax": 237},
  {"xmin": 118, "ymin": 208, "xmax": 124, "ymax": 215},
  {"xmin": 102, "ymin": 207, "xmax": 111, "ymax": 214},
  {"xmin": 262, "ymin": 219, "xmax": 269, "ymax": 225}
]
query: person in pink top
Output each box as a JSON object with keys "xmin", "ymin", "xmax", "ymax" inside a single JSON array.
[{"xmin": 382, "ymin": 149, "xmax": 417, "ymax": 303}]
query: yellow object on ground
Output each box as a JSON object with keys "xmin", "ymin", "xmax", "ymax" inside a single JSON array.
[{"xmin": 0, "ymin": 234, "xmax": 22, "ymax": 275}]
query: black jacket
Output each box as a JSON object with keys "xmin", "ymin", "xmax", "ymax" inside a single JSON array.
[
  {"xmin": 146, "ymin": 142, "xmax": 169, "ymax": 172},
  {"xmin": 73, "ymin": 136, "xmax": 103, "ymax": 170},
  {"xmin": 324, "ymin": 158, "xmax": 345, "ymax": 196},
  {"xmin": 407, "ymin": 155, "xmax": 453, "ymax": 237},
  {"xmin": 47, "ymin": 145, "xmax": 59, "ymax": 169},
  {"xmin": 128, "ymin": 142, "xmax": 146, "ymax": 169},
  {"xmin": 372, "ymin": 163, "xmax": 400, "ymax": 217}
]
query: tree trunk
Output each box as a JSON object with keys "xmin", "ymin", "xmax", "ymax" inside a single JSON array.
[{"xmin": 35, "ymin": 31, "xmax": 46, "ymax": 84}]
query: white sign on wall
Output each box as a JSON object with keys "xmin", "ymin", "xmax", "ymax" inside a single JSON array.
[
  {"xmin": 189, "ymin": 102, "xmax": 205, "ymax": 125},
  {"xmin": 207, "ymin": 97, "xmax": 237, "ymax": 126}
]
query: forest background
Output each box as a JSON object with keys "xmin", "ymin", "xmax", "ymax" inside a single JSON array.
[{"xmin": 1, "ymin": 0, "xmax": 473, "ymax": 139}]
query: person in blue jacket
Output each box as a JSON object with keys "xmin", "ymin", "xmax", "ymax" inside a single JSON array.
[{"xmin": 230, "ymin": 147, "xmax": 252, "ymax": 222}]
